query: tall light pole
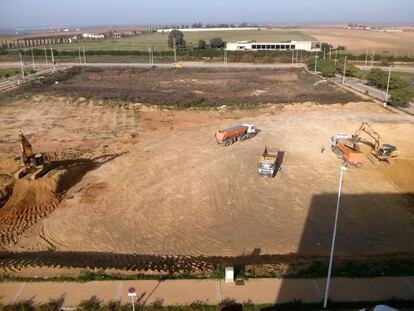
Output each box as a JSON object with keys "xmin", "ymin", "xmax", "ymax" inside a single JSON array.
[
  {"xmin": 19, "ymin": 52, "xmax": 25, "ymax": 79},
  {"xmin": 364, "ymin": 50, "xmax": 368, "ymax": 68},
  {"xmin": 314, "ymin": 53, "xmax": 318, "ymax": 74},
  {"xmin": 334, "ymin": 50, "xmax": 338, "ymax": 66},
  {"xmin": 371, "ymin": 50, "xmax": 375, "ymax": 68},
  {"xmin": 323, "ymin": 164, "xmax": 347, "ymax": 309},
  {"xmin": 50, "ymin": 46, "xmax": 55, "ymax": 69},
  {"xmin": 291, "ymin": 50, "xmax": 294, "ymax": 65},
  {"xmin": 44, "ymin": 47, "xmax": 48, "ymax": 64},
  {"xmin": 342, "ymin": 56, "xmax": 347, "ymax": 85},
  {"xmin": 384, "ymin": 65, "xmax": 392, "ymax": 107},
  {"xmin": 83, "ymin": 46, "xmax": 86, "ymax": 63},
  {"xmin": 78, "ymin": 46, "xmax": 82, "ymax": 64},
  {"xmin": 329, "ymin": 47, "xmax": 332, "ymax": 59},
  {"xmin": 31, "ymin": 47, "xmax": 36, "ymax": 71},
  {"xmin": 173, "ymin": 37, "xmax": 177, "ymax": 63},
  {"xmin": 224, "ymin": 49, "xmax": 227, "ymax": 65}
]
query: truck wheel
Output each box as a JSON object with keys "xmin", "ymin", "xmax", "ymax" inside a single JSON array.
[{"xmin": 224, "ymin": 141, "xmax": 230, "ymax": 146}]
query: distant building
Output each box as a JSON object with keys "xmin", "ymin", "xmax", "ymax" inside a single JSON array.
[
  {"xmin": 157, "ymin": 27, "xmax": 261, "ymax": 33},
  {"xmin": 225, "ymin": 40, "xmax": 321, "ymax": 52},
  {"xmin": 82, "ymin": 33, "xmax": 105, "ymax": 39}
]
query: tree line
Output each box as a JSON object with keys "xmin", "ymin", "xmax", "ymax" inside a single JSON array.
[{"xmin": 306, "ymin": 58, "xmax": 413, "ymax": 106}]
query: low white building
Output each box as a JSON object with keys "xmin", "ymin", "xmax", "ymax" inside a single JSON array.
[
  {"xmin": 226, "ymin": 40, "xmax": 321, "ymax": 52},
  {"xmin": 82, "ymin": 33, "xmax": 105, "ymax": 39}
]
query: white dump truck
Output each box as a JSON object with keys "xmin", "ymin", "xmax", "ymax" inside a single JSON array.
[{"xmin": 257, "ymin": 146, "xmax": 279, "ymax": 177}]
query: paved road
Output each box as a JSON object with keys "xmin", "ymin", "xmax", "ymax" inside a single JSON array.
[
  {"xmin": 333, "ymin": 74, "xmax": 387, "ymax": 101},
  {"xmin": 0, "ymin": 277, "xmax": 413, "ymax": 307},
  {"xmin": 356, "ymin": 65, "xmax": 414, "ymax": 73},
  {"xmin": 0, "ymin": 65, "xmax": 68, "ymax": 93}
]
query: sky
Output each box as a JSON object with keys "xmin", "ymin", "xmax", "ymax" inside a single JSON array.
[{"xmin": 0, "ymin": 0, "xmax": 413, "ymax": 29}]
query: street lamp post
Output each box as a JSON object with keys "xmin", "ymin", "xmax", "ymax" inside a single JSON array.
[
  {"xmin": 342, "ymin": 56, "xmax": 347, "ymax": 85},
  {"xmin": 31, "ymin": 48, "xmax": 36, "ymax": 71},
  {"xmin": 323, "ymin": 164, "xmax": 347, "ymax": 309},
  {"xmin": 384, "ymin": 65, "xmax": 392, "ymax": 107},
  {"xmin": 173, "ymin": 37, "xmax": 177, "ymax": 63},
  {"xmin": 19, "ymin": 52, "xmax": 25, "ymax": 79}
]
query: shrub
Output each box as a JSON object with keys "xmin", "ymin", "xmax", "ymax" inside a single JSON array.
[
  {"xmin": 318, "ymin": 59, "xmax": 336, "ymax": 77},
  {"xmin": 78, "ymin": 296, "xmax": 102, "ymax": 311},
  {"xmin": 389, "ymin": 87, "xmax": 413, "ymax": 107}
]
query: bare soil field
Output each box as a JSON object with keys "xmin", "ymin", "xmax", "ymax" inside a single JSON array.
[
  {"xmin": 15, "ymin": 67, "xmax": 362, "ymax": 106},
  {"xmin": 298, "ymin": 27, "xmax": 414, "ymax": 54},
  {"xmin": 0, "ymin": 65, "xmax": 413, "ymax": 276},
  {"xmin": 0, "ymin": 97, "xmax": 413, "ymax": 261}
]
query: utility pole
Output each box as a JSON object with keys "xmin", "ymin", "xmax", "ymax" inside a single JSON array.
[
  {"xmin": 323, "ymin": 165, "xmax": 347, "ymax": 309},
  {"xmin": 314, "ymin": 53, "xmax": 318, "ymax": 74},
  {"xmin": 384, "ymin": 65, "xmax": 392, "ymax": 107},
  {"xmin": 342, "ymin": 56, "xmax": 347, "ymax": 85},
  {"xmin": 334, "ymin": 50, "xmax": 338, "ymax": 66},
  {"xmin": 329, "ymin": 47, "xmax": 332, "ymax": 59},
  {"xmin": 173, "ymin": 37, "xmax": 177, "ymax": 63},
  {"xmin": 224, "ymin": 49, "xmax": 227, "ymax": 65},
  {"xmin": 44, "ymin": 46, "xmax": 48, "ymax": 64},
  {"xmin": 19, "ymin": 52, "xmax": 25, "ymax": 79},
  {"xmin": 83, "ymin": 46, "xmax": 86, "ymax": 63},
  {"xmin": 31, "ymin": 47, "xmax": 36, "ymax": 71},
  {"xmin": 291, "ymin": 50, "xmax": 294, "ymax": 65},
  {"xmin": 364, "ymin": 50, "xmax": 368, "ymax": 68}
]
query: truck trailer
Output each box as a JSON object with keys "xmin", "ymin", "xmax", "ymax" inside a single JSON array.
[
  {"xmin": 215, "ymin": 124, "xmax": 256, "ymax": 146},
  {"xmin": 257, "ymin": 146, "xmax": 279, "ymax": 177}
]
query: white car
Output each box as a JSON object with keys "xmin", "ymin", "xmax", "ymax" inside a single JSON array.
[{"xmin": 359, "ymin": 305, "xmax": 399, "ymax": 311}]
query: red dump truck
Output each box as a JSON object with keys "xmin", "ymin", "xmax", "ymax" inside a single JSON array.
[
  {"xmin": 337, "ymin": 142, "xmax": 364, "ymax": 165},
  {"xmin": 215, "ymin": 124, "xmax": 257, "ymax": 146}
]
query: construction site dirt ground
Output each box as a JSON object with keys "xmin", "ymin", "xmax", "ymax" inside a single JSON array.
[{"xmin": 0, "ymin": 95, "xmax": 413, "ymax": 261}]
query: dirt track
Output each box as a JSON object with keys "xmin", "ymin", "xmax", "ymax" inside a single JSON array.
[{"xmin": 0, "ymin": 96, "xmax": 413, "ymax": 259}]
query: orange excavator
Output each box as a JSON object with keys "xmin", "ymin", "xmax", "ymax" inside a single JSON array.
[{"xmin": 346, "ymin": 122, "xmax": 400, "ymax": 161}]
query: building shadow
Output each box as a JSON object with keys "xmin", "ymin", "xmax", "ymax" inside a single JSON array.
[{"xmin": 273, "ymin": 192, "xmax": 414, "ymax": 308}]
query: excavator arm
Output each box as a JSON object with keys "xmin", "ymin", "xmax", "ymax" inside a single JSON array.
[
  {"xmin": 19, "ymin": 132, "xmax": 34, "ymax": 165},
  {"xmin": 352, "ymin": 122, "xmax": 382, "ymax": 152}
]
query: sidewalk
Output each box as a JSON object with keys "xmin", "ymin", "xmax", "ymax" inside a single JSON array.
[{"xmin": 1, "ymin": 277, "xmax": 413, "ymax": 307}]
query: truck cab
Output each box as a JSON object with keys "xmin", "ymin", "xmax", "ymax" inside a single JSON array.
[
  {"xmin": 242, "ymin": 124, "xmax": 257, "ymax": 135},
  {"xmin": 258, "ymin": 147, "xmax": 278, "ymax": 177}
]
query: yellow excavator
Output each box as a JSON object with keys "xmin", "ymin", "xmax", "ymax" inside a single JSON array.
[
  {"xmin": 15, "ymin": 132, "xmax": 50, "ymax": 180},
  {"xmin": 345, "ymin": 122, "xmax": 400, "ymax": 161}
]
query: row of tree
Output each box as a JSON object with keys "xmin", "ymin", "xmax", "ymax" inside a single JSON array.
[
  {"xmin": 306, "ymin": 58, "xmax": 358, "ymax": 78},
  {"xmin": 366, "ymin": 68, "xmax": 413, "ymax": 106},
  {"xmin": 167, "ymin": 30, "xmax": 225, "ymax": 50},
  {"xmin": 306, "ymin": 58, "xmax": 413, "ymax": 106}
]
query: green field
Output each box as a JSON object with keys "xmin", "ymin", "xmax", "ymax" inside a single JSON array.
[
  {"xmin": 43, "ymin": 30, "xmax": 315, "ymax": 52},
  {"xmin": 0, "ymin": 68, "xmax": 20, "ymax": 78}
]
